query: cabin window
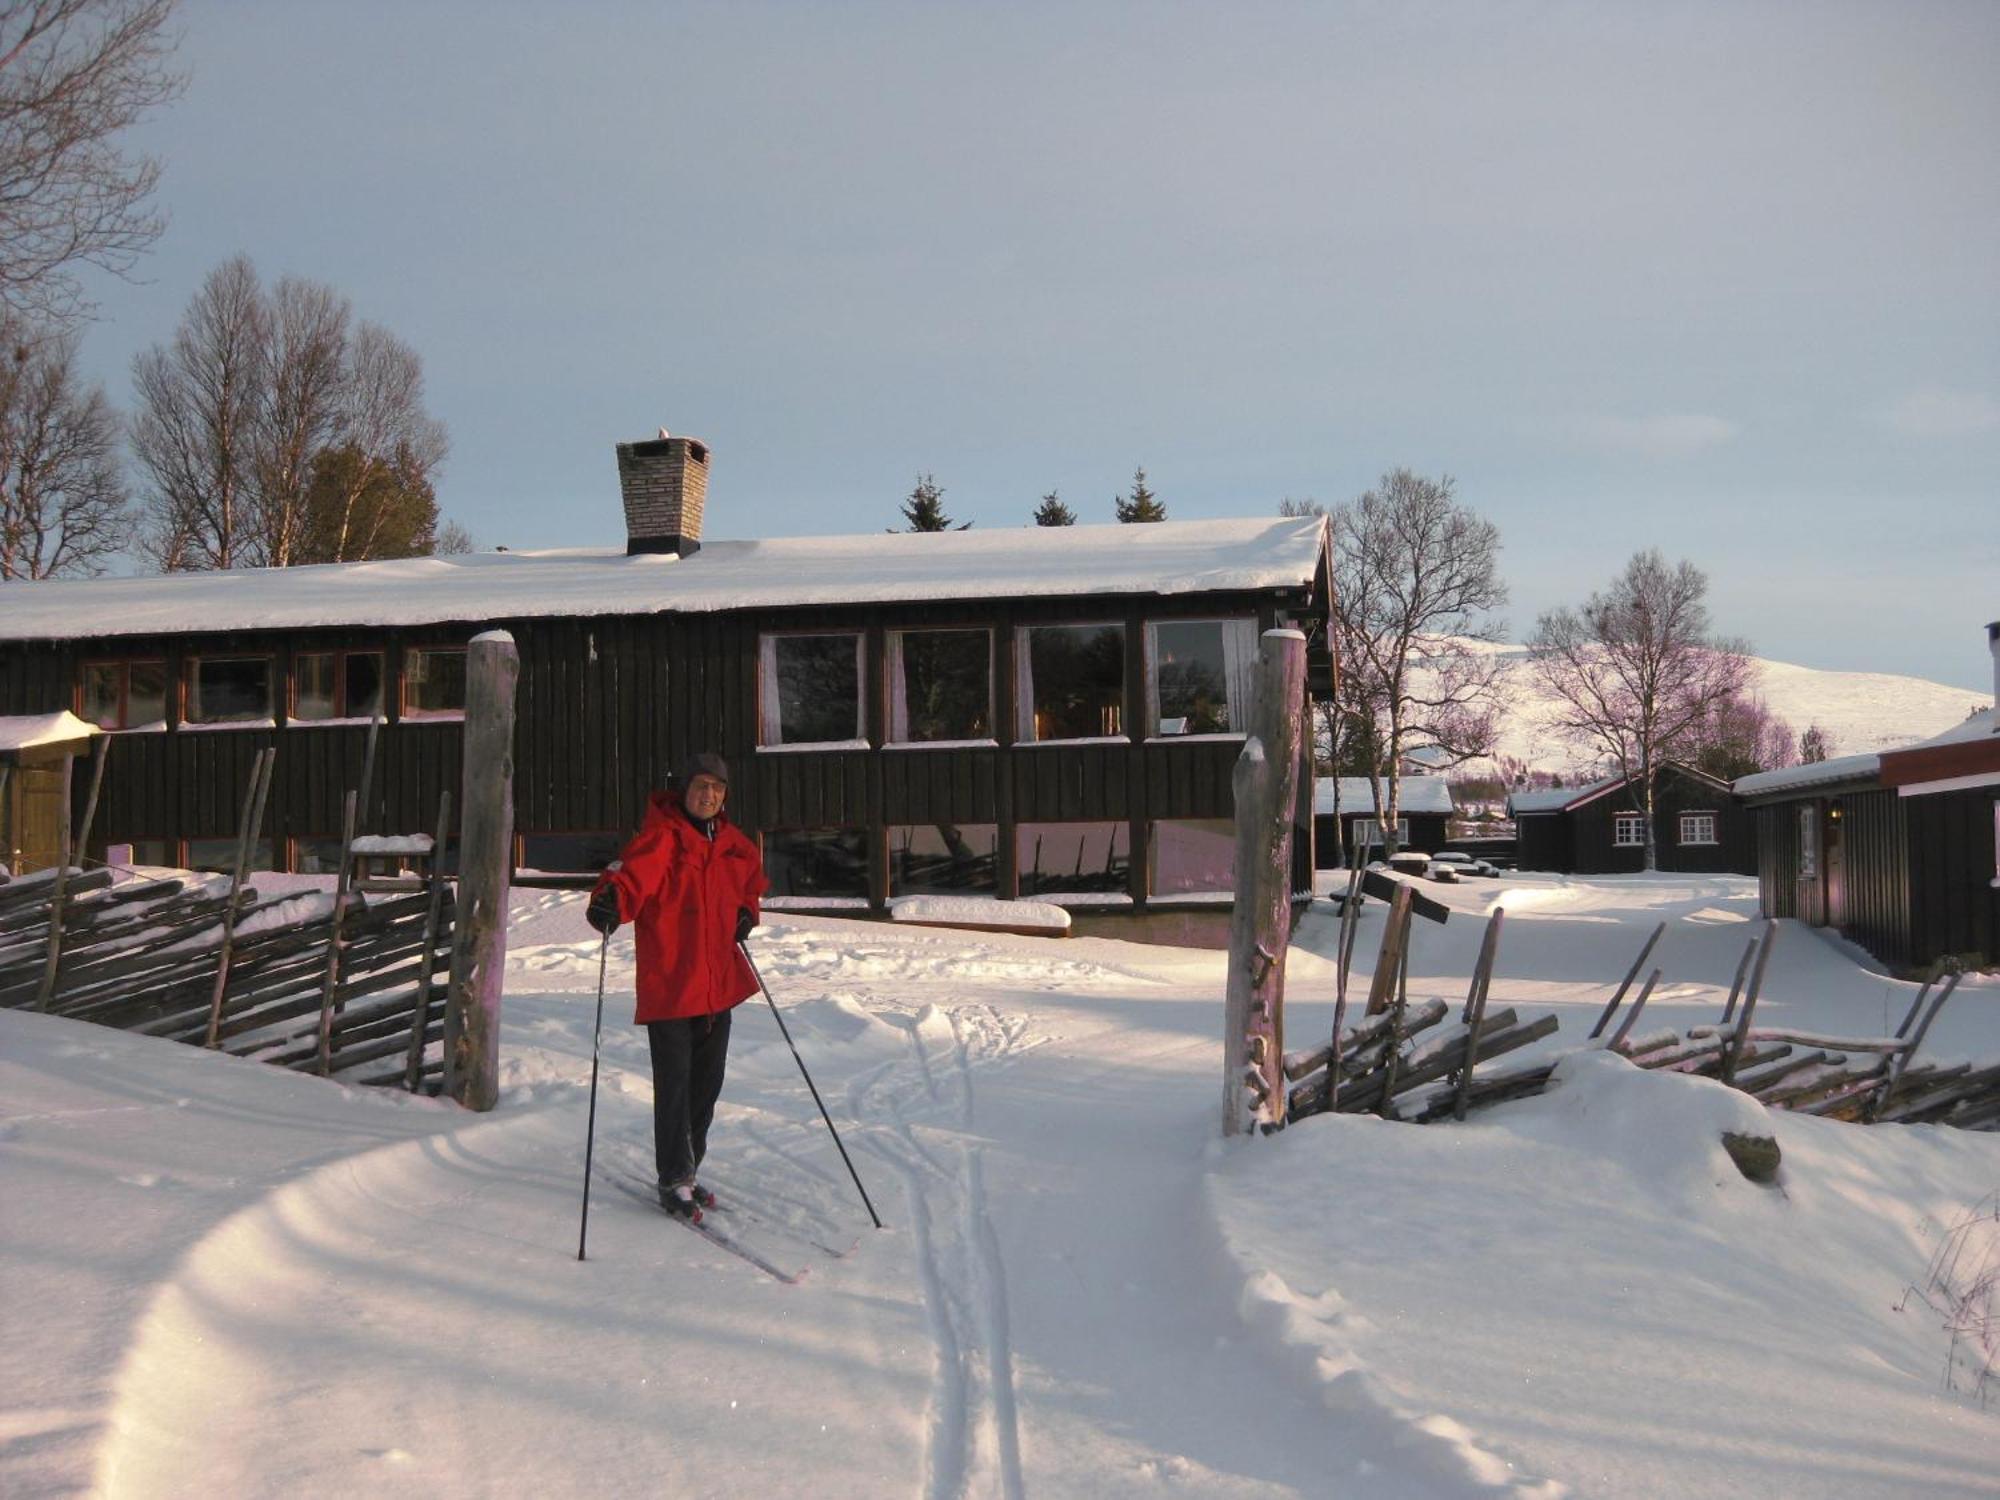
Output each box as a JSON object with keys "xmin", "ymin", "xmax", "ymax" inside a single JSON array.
[
  {"xmin": 1352, "ymin": 817, "xmax": 1411, "ymax": 850},
  {"xmin": 79, "ymin": 660, "xmax": 167, "ymax": 729},
  {"xmin": 1613, "ymin": 813, "xmax": 1645, "ymax": 848},
  {"xmin": 293, "ymin": 651, "xmax": 385, "ymax": 721},
  {"xmin": 185, "ymin": 656, "xmax": 273, "ymax": 724},
  {"xmin": 763, "ymin": 828, "xmax": 869, "ymax": 899},
  {"xmin": 1149, "ymin": 818, "xmax": 1235, "ymax": 896},
  {"xmin": 889, "ymin": 629, "xmax": 992, "ymax": 743},
  {"xmin": 890, "ymin": 823, "xmax": 999, "ymax": 896},
  {"xmin": 519, "ymin": 832, "xmax": 623, "ymax": 874},
  {"xmin": 1147, "ymin": 618, "xmax": 1256, "ymax": 735},
  {"xmin": 1798, "ymin": 806, "xmax": 1818, "ymax": 879},
  {"xmin": 184, "ymin": 837, "xmax": 274, "ymax": 873},
  {"xmin": 1679, "ymin": 811, "xmax": 1718, "ymax": 847},
  {"xmin": 759, "ymin": 633, "xmax": 865, "ymax": 747},
  {"xmin": 404, "ymin": 647, "xmax": 467, "ymax": 718},
  {"xmin": 1018, "ymin": 822, "xmax": 1130, "ymax": 896},
  {"xmin": 297, "ymin": 833, "xmax": 457, "ymax": 876},
  {"xmin": 1018, "ymin": 623, "xmax": 1125, "ymax": 741},
  {"xmin": 94, "ymin": 838, "xmax": 171, "ymax": 870}
]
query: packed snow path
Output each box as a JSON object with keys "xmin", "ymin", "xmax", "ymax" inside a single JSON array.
[{"xmin": 5, "ymin": 874, "xmax": 1997, "ymax": 1497}]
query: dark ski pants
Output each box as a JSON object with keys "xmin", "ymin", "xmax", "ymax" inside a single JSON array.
[{"xmin": 647, "ymin": 1010, "xmax": 732, "ymax": 1189}]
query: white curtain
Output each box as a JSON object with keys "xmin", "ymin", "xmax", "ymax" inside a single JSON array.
[
  {"xmin": 887, "ymin": 632, "xmax": 909, "ymax": 742},
  {"xmin": 757, "ymin": 635, "xmax": 782, "ymax": 743},
  {"xmin": 1220, "ymin": 619, "xmax": 1258, "ymax": 731}
]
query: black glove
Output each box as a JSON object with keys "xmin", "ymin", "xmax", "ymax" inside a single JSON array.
[
  {"xmin": 586, "ymin": 888, "xmax": 622, "ymax": 936},
  {"xmin": 734, "ymin": 907, "xmax": 755, "ymax": 944}
]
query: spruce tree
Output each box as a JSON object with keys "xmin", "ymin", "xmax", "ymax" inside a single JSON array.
[
  {"xmin": 1033, "ymin": 490, "xmax": 1076, "ymax": 526},
  {"xmin": 1114, "ymin": 465, "xmax": 1166, "ymax": 523},
  {"xmin": 899, "ymin": 473, "xmax": 965, "ymax": 531},
  {"xmin": 1798, "ymin": 725, "xmax": 1832, "ymax": 764}
]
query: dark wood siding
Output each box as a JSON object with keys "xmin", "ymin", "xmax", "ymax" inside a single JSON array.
[
  {"xmin": 1835, "ymin": 790, "xmax": 1911, "ymax": 967},
  {"xmin": 1906, "ymin": 789, "xmax": 1998, "ymax": 968},
  {"xmin": 1515, "ymin": 813, "xmax": 1571, "ymax": 873}
]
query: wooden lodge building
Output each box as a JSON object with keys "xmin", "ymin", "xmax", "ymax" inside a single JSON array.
[
  {"xmin": 1505, "ymin": 761, "xmax": 1753, "ymax": 876},
  {"xmin": 0, "ymin": 435, "xmax": 1335, "ymax": 921},
  {"xmin": 1735, "ymin": 622, "xmax": 1999, "ymax": 973},
  {"xmin": 1312, "ymin": 775, "xmax": 1455, "ymax": 867}
]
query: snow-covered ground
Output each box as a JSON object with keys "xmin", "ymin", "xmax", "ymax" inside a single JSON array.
[{"xmin": 5, "ymin": 874, "xmax": 1999, "ymax": 1498}]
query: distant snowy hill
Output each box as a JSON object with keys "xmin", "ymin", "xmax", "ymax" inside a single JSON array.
[{"xmin": 1450, "ymin": 642, "xmax": 1991, "ymax": 773}]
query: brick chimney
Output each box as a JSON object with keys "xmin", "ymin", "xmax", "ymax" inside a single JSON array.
[{"xmin": 615, "ymin": 430, "xmax": 708, "ymax": 556}]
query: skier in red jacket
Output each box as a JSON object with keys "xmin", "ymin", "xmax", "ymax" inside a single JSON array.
[{"xmin": 587, "ymin": 753, "xmax": 767, "ymax": 1222}]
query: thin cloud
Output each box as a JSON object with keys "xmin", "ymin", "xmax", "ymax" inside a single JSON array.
[
  {"xmin": 1571, "ymin": 412, "xmax": 1740, "ymax": 459},
  {"xmin": 1880, "ymin": 388, "xmax": 2000, "ymax": 437}
]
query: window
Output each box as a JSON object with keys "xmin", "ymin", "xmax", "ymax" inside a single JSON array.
[
  {"xmin": 520, "ymin": 832, "xmax": 624, "ymax": 874},
  {"xmin": 404, "ymin": 648, "xmax": 467, "ymax": 718},
  {"xmin": 759, "ymin": 633, "xmax": 864, "ymax": 746},
  {"xmin": 763, "ymin": 829, "xmax": 869, "ymax": 900},
  {"xmin": 185, "ymin": 837, "xmax": 274, "ymax": 874},
  {"xmin": 293, "ymin": 651, "xmax": 384, "ymax": 721},
  {"xmin": 1352, "ymin": 817, "xmax": 1411, "ymax": 850},
  {"xmin": 890, "ymin": 823, "xmax": 998, "ymax": 896},
  {"xmin": 186, "ymin": 656, "xmax": 273, "ymax": 724},
  {"xmin": 890, "ymin": 629, "xmax": 991, "ymax": 743},
  {"xmin": 1798, "ymin": 805, "xmax": 1818, "ymax": 880},
  {"xmin": 1018, "ymin": 623, "xmax": 1125, "ymax": 741},
  {"xmin": 79, "ymin": 660, "xmax": 167, "ymax": 729},
  {"xmin": 1679, "ymin": 811, "xmax": 1718, "ymax": 847},
  {"xmin": 1018, "ymin": 822, "xmax": 1130, "ymax": 896},
  {"xmin": 1149, "ymin": 618, "xmax": 1256, "ymax": 735},
  {"xmin": 1150, "ymin": 819, "xmax": 1235, "ymax": 896},
  {"xmin": 1613, "ymin": 813, "xmax": 1646, "ymax": 848}
]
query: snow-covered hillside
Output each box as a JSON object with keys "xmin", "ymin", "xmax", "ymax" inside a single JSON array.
[
  {"xmin": 1449, "ymin": 642, "xmax": 1989, "ymax": 773},
  {"xmin": 6, "ymin": 878, "xmax": 1999, "ymax": 1497}
]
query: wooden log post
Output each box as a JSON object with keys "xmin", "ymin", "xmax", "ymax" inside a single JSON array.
[
  {"xmin": 444, "ymin": 632, "xmax": 519, "ymax": 1113},
  {"xmin": 404, "ymin": 791, "xmax": 454, "ymax": 1092},
  {"xmin": 1590, "ymin": 920, "xmax": 1664, "ymax": 1039},
  {"xmin": 35, "ymin": 737, "xmax": 106, "ymax": 1011},
  {"xmin": 205, "ymin": 748, "xmax": 275, "ymax": 1047},
  {"xmin": 1718, "ymin": 920, "xmax": 1777, "ymax": 1088},
  {"xmin": 1222, "ymin": 628, "xmax": 1306, "ymax": 1138}
]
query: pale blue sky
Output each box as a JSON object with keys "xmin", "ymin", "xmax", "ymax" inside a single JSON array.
[{"xmin": 67, "ymin": 1, "xmax": 2000, "ymax": 694}]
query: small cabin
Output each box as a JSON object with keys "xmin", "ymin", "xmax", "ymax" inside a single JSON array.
[
  {"xmin": 1312, "ymin": 775, "xmax": 1454, "ymax": 867},
  {"xmin": 1506, "ymin": 761, "xmax": 1751, "ymax": 875}
]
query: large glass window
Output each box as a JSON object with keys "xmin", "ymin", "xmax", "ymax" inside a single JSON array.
[
  {"xmin": 1149, "ymin": 619, "xmax": 1256, "ymax": 735},
  {"xmin": 185, "ymin": 837, "xmax": 274, "ymax": 873},
  {"xmin": 1018, "ymin": 623, "xmax": 1125, "ymax": 742},
  {"xmin": 760, "ymin": 633, "xmax": 864, "ymax": 746},
  {"xmin": 1149, "ymin": 819, "xmax": 1235, "ymax": 896},
  {"xmin": 890, "ymin": 823, "xmax": 999, "ymax": 896},
  {"xmin": 80, "ymin": 660, "xmax": 166, "ymax": 729},
  {"xmin": 763, "ymin": 828, "xmax": 869, "ymax": 900},
  {"xmin": 186, "ymin": 657, "xmax": 273, "ymax": 724},
  {"xmin": 1018, "ymin": 822, "xmax": 1130, "ymax": 896},
  {"xmin": 520, "ymin": 832, "xmax": 624, "ymax": 874},
  {"xmin": 890, "ymin": 629, "xmax": 991, "ymax": 743},
  {"xmin": 404, "ymin": 648, "xmax": 467, "ymax": 717},
  {"xmin": 294, "ymin": 651, "xmax": 385, "ymax": 721}
]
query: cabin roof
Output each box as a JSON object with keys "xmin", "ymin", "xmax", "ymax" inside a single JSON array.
[
  {"xmin": 1313, "ymin": 776, "xmax": 1455, "ymax": 816},
  {"xmin": 0, "ymin": 516, "xmax": 1330, "ymax": 644},
  {"xmin": 1506, "ymin": 761, "xmax": 1730, "ymax": 816}
]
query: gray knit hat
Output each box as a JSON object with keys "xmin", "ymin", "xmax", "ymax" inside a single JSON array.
[{"xmin": 677, "ymin": 751, "xmax": 730, "ymax": 788}]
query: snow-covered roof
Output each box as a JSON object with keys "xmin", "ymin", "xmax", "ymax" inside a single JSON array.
[
  {"xmin": 0, "ymin": 516, "xmax": 1329, "ymax": 644},
  {"xmin": 1507, "ymin": 776, "xmax": 1618, "ymax": 816},
  {"xmin": 1898, "ymin": 705, "xmax": 1997, "ymax": 751},
  {"xmin": 0, "ymin": 710, "xmax": 99, "ymax": 754},
  {"xmin": 1733, "ymin": 752, "xmax": 1881, "ymax": 798},
  {"xmin": 1314, "ymin": 776, "xmax": 1455, "ymax": 816}
]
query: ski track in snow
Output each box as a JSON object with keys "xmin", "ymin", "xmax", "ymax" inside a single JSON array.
[{"xmin": 853, "ymin": 1003, "xmax": 1038, "ymax": 1500}]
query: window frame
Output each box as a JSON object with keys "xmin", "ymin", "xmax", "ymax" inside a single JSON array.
[
  {"xmin": 402, "ymin": 646, "xmax": 469, "ymax": 721},
  {"xmin": 1798, "ymin": 804, "xmax": 1819, "ymax": 880},
  {"xmin": 291, "ymin": 648, "xmax": 387, "ymax": 723},
  {"xmin": 1015, "ymin": 621, "xmax": 1128, "ymax": 744},
  {"xmin": 182, "ymin": 653, "xmax": 276, "ymax": 728},
  {"xmin": 1612, "ymin": 812, "xmax": 1647, "ymax": 848},
  {"xmin": 1678, "ymin": 810, "xmax": 1719, "ymax": 847},
  {"xmin": 77, "ymin": 657, "xmax": 168, "ymax": 731},
  {"xmin": 1144, "ymin": 616, "xmax": 1256, "ymax": 740},
  {"xmin": 757, "ymin": 630, "xmax": 868, "ymax": 750},
  {"xmin": 886, "ymin": 626, "xmax": 995, "ymax": 746}
]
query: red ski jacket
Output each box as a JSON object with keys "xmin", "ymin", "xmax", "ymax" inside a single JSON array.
[{"xmin": 593, "ymin": 791, "xmax": 768, "ymax": 1024}]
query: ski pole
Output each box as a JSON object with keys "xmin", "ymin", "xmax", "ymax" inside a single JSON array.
[
  {"xmin": 739, "ymin": 941, "xmax": 884, "ymax": 1230},
  {"xmin": 577, "ymin": 931, "xmax": 611, "ymax": 1261}
]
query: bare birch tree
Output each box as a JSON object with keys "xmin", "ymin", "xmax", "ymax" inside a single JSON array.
[
  {"xmin": 253, "ymin": 274, "xmax": 348, "ymax": 566},
  {"xmin": 1528, "ymin": 548, "xmax": 1753, "ymax": 870},
  {"xmin": 1332, "ymin": 470, "xmax": 1507, "ymax": 855},
  {"xmin": 130, "ymin": 252, "xmax": 265, "ymax": 569},
  {"xmin": 0, "ymin": 317, "xmax": 128, "ymax": 576},
  {"xmin": 0, "ymin": 0, "xmax": 183, "ymax": 324},
  {"xmin": 316, "ymin": 321, "xmax": 447, "ymax": 561}
]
